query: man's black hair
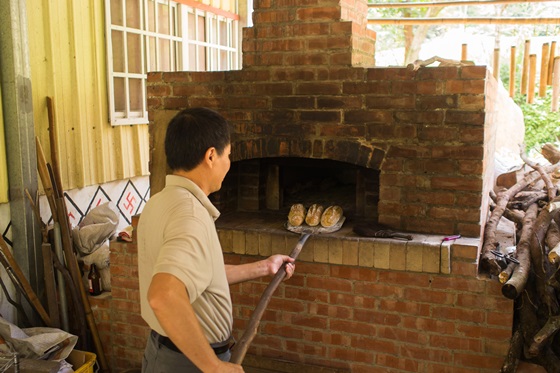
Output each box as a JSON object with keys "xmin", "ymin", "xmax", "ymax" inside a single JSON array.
[{"xmin": 165, "ymin": 107, "xmax": 231, "ymax": 171}]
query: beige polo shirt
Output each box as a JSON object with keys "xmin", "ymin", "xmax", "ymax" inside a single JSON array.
[{"xmin": 137, "ymin": 175, "xmax": 232, "ymax": 343}]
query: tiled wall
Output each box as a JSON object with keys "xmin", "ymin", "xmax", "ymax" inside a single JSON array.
[{"xmin": 0, "ymin": 176, "xmax": 150, "ymax": 323}]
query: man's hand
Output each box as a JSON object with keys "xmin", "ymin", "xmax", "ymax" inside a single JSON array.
[{"xmin": 265, "ymin": 254, "xmax": 295, "ymax": 279}]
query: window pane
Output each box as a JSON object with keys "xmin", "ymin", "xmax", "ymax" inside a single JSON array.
[
  {"xmin": 197, "ymin": 14, "xmax": 205, "ymax": 41},
  {"xmin": 220, "ymin": 50, "xmax": 228, "ymax": 70},
  {"xmin": 219, "ymin": 20, "xmax": 228, "ymax": 47},
  {"xmin": 188, "ymin": 12, "xmax": 195, "ymax": 37},
  {"xmin": 197, "ymin": 45, "xmax": 205, "ymax": 71},
  {"xmin": 148, "ymin": 36, "xmax": 156, "ymax": 71},
  {"xmin": 147, "ymin": 0, "xmax": 156, "ymax": 32},
  {"xmin": 111, "ymin": 0, "xmax": 124, "ymax": 26},
  {"xmin": 129, "ymin": 78, "xmax": 143, "ymax": 112},
  {"xmin": 114, "ymin": 77, "xmax": 126, "ymax": 112},
  {"xmin": 158, "ymin": 3, "xmax": 169, "ymax": 35},
  {"xmin": 126, "ymin": 0, "xmax": 141, "ymax": 29},
  {"xmin": 210, "ymin": 17, "xmax": 216, "ymax": 44},
  {"xmin": 159, "ymin": 39, "xmax": 170, "ymax": 71},
  {"xmin": 188, "ymin": 43, "xmax": 196, "ymax": 70},
  {"xmin": 112, "ymin": 30, "xmax": 125, "ymax": 73},
  {"xmin": 127, "ymin": 32, "xmax": 142, "ymax": 73}
]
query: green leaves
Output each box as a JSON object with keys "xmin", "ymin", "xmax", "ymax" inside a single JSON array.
[{"xmin": 514, "ymin": 88, "xmax": 560, "ymax": 151}]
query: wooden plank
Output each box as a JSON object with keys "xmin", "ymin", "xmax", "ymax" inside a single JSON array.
[{"xmin": 368, "ymin": 17, "xmax": 560, "ymax": 25}]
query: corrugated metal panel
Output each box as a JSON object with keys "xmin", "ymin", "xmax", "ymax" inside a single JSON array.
[
  {"xmin": 0, "ymin": 83, "xmax": 8, "ymax": 203},
  {"xmin": 27, "ymin": 0, "xmax": 149, "ymax": 191}
]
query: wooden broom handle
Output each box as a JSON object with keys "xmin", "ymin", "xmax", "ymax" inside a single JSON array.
[{"xmin": 230, "ymin": 233, "xmax": 311, "ymax": 364}]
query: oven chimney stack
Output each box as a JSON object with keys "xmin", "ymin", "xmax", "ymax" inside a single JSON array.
[{"xmin": 242, "ymin": 0, "xmax": 376, "ymax": 68}]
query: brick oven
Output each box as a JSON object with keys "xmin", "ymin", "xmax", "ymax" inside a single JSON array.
[
  {"xmin": 148, "ymin": 0, "xmax": 498, "ymax": 239},
  {"xmin": 95, "ymin": 1, "xmax": 517, "ymax": 372}
]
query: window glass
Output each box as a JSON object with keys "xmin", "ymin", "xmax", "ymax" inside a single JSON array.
[
  {"xmin": 127, "ymin": 32, "xmax": 143, "ymax": 74},
  {"xmin": 129, "ymin": 78, "xmax": 144, "ymax": 112},
  {"xmin": 126, "ymin": 0, "xmax": 141, "ymax": 29},
  {"xmin": 111, "ymin": 30, "xmax": 125, "ymax": 73},
  {"xmin": 113, "ymin": 78, "xmax": 126, "ymax": 112},
  {"xmin": 111, "ymin": 0, "xmax": 124, "ymax": 26}
]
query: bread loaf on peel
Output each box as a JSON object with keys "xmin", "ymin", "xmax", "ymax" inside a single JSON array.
[
  {"xmin": 320, "ymin": 205, "xmax": 343, "ymax": 227},
  {"xmin": 288, "ymin": 204, "xmax": 306, "ymax": 226},
  {"xmin": 305, "ymin": 204, "xmax": 324, "ymax": 226}
]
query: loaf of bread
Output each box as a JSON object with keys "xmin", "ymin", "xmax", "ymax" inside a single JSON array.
[
  {"xmin": 288, "ymin": 204, "xmax": 306, "ymax": 226},
  {"xmin": 320, "ymin": 205, "xmax": 343, "ymax": 227},
  {"xmin": 305, "ymin": 204, "xmax": 324, "ymax": 226}
]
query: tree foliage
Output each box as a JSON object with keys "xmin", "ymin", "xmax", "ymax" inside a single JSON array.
[{"xmin": 513, "ymin": 89, "xmax": 560, "ymax": 152}]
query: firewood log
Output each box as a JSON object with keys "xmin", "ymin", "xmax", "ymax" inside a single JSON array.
[
  {"xmin": 528, "ymin": 201, "xmax": 560, "ymax": 315},
  {"xmin": 500, "ymin": 329, "xmax": 523, "ymax": 373},
  {"xmin": 529, "ymin": 315, "xmax": 560, "ymax": 357},
  {"xmin": 481, "ymin": 162, "xmax": 560, "ymax": 275},
  {"xmin": 499, "ymin": 261, "xmax": 517, "ymax": 284},
  {"xmin": 542, "ymin": 143, "xmax": 560, "ymax": 165},
  {"xmin": 502, "ymin": 204, "xmax": 538, "ymax": 299},
  {"xmin": 521, "ymin": 149, "xmax": 558, "ymax": 200}
]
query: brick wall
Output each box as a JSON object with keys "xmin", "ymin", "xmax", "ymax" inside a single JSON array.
[{"xmin": 93, "ymin": 229, "xmax": 514, "ymax": 373}]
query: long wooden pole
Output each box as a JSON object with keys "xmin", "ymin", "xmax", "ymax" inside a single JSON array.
[
  {"xmin": 521, "ymin": 40, "xmax": 531, "ymax": 95},
  {"xmin": 510, "ymin": 46, "xmax": 516, "ymax": 97},
  {"xmin": 528, "ymin": 54, "xmax": 537, "ymax": 103},
  {"xmin": 461, "ymin": 43, "xmax": 468, "ymax": 61},
  {"xmin": 230, "ymin": 233, "xmax": 311, "ymax": 364},
  {"xmin": 540, "ymin": 43, "xmax": 550, "ymax": 97},
  {"xmin": 36, "ymin": 138, "xmax": 109, "ymax": 372},
  {"xmin": 552, "ymin": 57, "xmax": 560, "ymax": 112},
  {"xmin": 368, "ymin": 17, "xmax": 560, "ymax": 25},
  {"xmin": 493, "ymin": 48, "xmax": 500, "ymax": 81},
  {"xmin": 548, "ymin": 41, "xmax": 557, "ymax": 85},
  {"xmin": 368, "ymin": 0, "xmax": 559, "ymax": 8}
]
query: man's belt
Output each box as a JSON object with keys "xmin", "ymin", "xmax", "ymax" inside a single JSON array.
[{"xmin": 152, "ymin": 330, "xmax": 232, "ymax": 355}]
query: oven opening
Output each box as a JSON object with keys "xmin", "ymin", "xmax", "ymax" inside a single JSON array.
[{"xmin": 211, "ymin": 157, "xmax": 379, "ymax": 224}]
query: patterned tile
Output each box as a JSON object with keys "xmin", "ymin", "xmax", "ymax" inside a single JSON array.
[
  {"xmin": 116, "ymin": 180, "xmax": 145, "ymax": 225},
  {"xmin": 2, "ymin": 221, "xmax": 12, "ymax": 248},
  {"xmin": 85, "ymin": 186, "xmax": 112, "ymax": 215}
]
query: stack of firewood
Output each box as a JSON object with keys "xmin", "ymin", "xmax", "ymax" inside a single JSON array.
[{"xmin": 480, "ymin": 143, "xmax": 560, "ymax": 373}]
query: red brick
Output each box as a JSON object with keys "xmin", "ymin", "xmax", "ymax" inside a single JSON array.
[
  {"xmin": 376, "ymin": 353, "xmax": 420, "ymax": 372},
  {"xmin": 400, "ymin": 345, "xmax": 453, "ymax": 363},
  {"xmin": 453, "ymin": 353, "xmax": 504, "ymax": 369},
  {"xmin": 401, "ymin": 316, "xmax": 456, "ymax": 335}
]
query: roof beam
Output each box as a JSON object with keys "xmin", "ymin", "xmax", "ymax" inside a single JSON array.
[
  {"xmin": 367, "ymin": 17, "xmax": 560, "ymax": 25},
  {"xmin": 368, "ymin": 0, "xmax": 560, "ymax": 9}
]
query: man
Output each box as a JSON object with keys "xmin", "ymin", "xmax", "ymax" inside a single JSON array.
[{"xmin": 137, "ymin": 107, "xmax": 295, "ymax": 372}]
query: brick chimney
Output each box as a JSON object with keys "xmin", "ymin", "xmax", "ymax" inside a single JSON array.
[{"xmin": 242, "ymin": 0, "xmax": 376, "ymax": 68}]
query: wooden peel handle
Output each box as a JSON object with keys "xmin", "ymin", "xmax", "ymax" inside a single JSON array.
[{"xmin": 229, "ymin": 233, "xmax": 311, "ymax": 364}]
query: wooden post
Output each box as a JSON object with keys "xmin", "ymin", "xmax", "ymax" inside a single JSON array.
[
  {"xmin": 540, "ymin": 43, "xmax": 550, "ymax": 97},
  {"xmin": 510, "ymin": 46, "xmax": 516, "ymax": 97},
  {"xmin": 528, "ymin": 54, "xmax": 537, "ymax": 103},
  {"xmin": 552, "ymin": 56, "xmax": 560, "ymax": 112},
  {"xmin": 493, "ymin": 48, "xmax": 500, "ymax": 81},
  {"xmin": 521, "ymin": 40, "xmax": 530, "ymax": 95},
  {"xmin": 461, "ymin": 43, "xmax": 468, "ymax": 61},
  {"xmin": 548, "ymin": 41, "xmax": 557, "ymax": 85}
]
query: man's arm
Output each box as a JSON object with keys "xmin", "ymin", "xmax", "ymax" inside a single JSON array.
[
  {"xmin": 225, "ymin": 254, "xmax": 295, "ymax": 285},
  {"xmin": 147, "ymin": 273, "xmax": 243, "ymax": 373}
]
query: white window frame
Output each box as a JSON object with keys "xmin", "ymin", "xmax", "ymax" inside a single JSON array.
[{"xmin": 104, "ymin": 0, "xmax": 240, "ymax": 126}]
